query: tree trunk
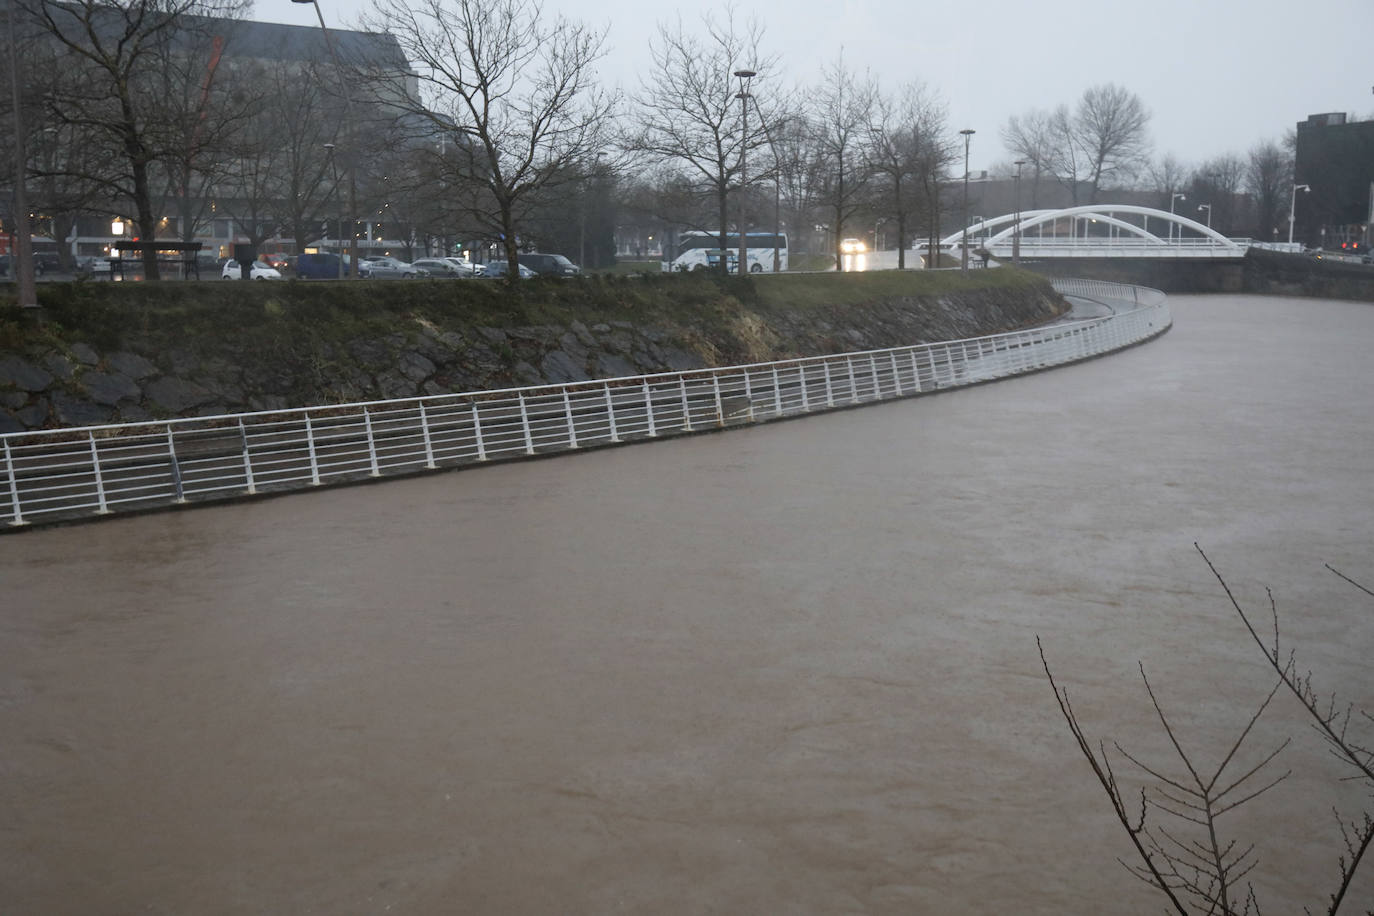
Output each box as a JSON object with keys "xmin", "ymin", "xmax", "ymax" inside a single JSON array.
[
  {"xmin": 717, "ymin": 182, "xmax": 729, "ymax": 277},
  {"xmin": 500, "ymin": 204, "xmax": 520, "ymax": 281}
]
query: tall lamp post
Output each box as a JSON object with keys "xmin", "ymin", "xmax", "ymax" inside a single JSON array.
[
  {"xmin": 6, "ymin": 0, "xmax": 36, "ymax": 307},
  {"xmin": 1012, "ymin": 159, "xmax": 1026, "ymax": 265},
  {"xmin": 1197, "ymin": 203, "xmax": 1212, "ymax": 229},
  {"xmin": 1288, "ymin": 183, "xmax": 1310, "ymax": 245},
  {"xmin": 733, "ymin": 68, "xmax": 756, "ymax": 277},
  {"xmin": 959, "ymin": 128, "xmax": 975, "ymax": 275},
  {"xmin": 292, "ymin": 0, "xmax": 359, "ymax": 278},
  {"xmin": 1169, "ymin": 192, "xmax": 1186, "ymax": 243}
]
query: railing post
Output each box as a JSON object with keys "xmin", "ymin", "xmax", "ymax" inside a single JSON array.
[
  {"xmin": 911, "ymin": 350, "xmax": 922, "ymax": 391},
  {"xmin": 166, "ymin": 426, "xmax": 186, "ymax": 504},
  {"xmin": 304, "ymin": 413, "xmax": 321, "ymax": 485},
  {"xmin": 363, "ymin": 408, "xmax": 381, "ymax": 476},
  {"xmin": 239, "ymin": 419, "xmax": 256, "ymax": 494},
  {"xmin": 798, "ymin": 364, "xmax": 810, "ymax": 412},
  {"xmin": 823, "ymin": 361, "xmax": 835, "ymax": 407},
  {"xmin": 562, "ymin": 389, "xmax": 579, "ymax": 448},
  {"xmin": 518, "ymin": 392, "xmax": 535, "ymax": 455},
  {"xmin": 868, "ymin": 354, "xmax": 881, "ymax": 400},
  {"xmin": 419, "ymin": 402, "xmax": 437, "ymax": 469},
  {"xmin": 471, "ymin": 400, "xmax": 488, "ymax": 461},
  {"xmin": 742, "ymin": 371, "xmax": 755, "ymax": 422},
  {"xmin": 678, "ymin": 377, "xmax": 693, "ymax": 431},
  {"xmin": 4, "ymin": 438, "xmax": 25, "ymax": 526},
  {"xmin": 642, "ymin": 381, "xmax": 657, "ymax": 437},
  {"xmin": 712, "ymin": 375, "xmax": 724, "ymax": 427},
  {"xmin": 604, "ymin": 384, "xmax": 620, "ymax": 442},
  {"xmin": 846, "ymin": 356, "xmax": 859, "ymax": 403},
  {"xmin": 772, "ymin": 366, "xmax": 784, "ymax": 415},
  {"xmin": 890, "ymin": 351, "xmax": 903, "ymax": 396},
  {"xmin": 88, "ymin": 431, "xmax": 110, "ymax": 514}
]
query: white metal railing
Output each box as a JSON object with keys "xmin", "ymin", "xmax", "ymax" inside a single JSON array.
[{"xmin": 1, "ymin": 279, "xmax": 1168, "ymax": 528}]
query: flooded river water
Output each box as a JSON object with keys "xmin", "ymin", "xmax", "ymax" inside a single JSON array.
[{"xmin": 3, "ymin": 294, "xmax": 1373, "ymax": 914}]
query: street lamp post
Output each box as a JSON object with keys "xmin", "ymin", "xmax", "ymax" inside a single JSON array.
[
  {"xmin": 1197, "ymin": 204, "xmax": 1212, "ymax": 229},
  {"xmin": 293, "ymin": 0, "xmax": 359, "ymax": 278},
  {"xmin": 1013, "ymin": 159, "xmax": 1026, "ymax": 265},
  {"xmin": 1288, "ymin": 183, "xmax": 1310, "ymax": 245},
  {"xmin": 733, "ymin": 69, "xmax": 756, "ymax": 277},
  {"xmin": 6, "ymin": 0, "xmax": 36, "ymax": 307},
  {"xmin": 1169, "ymin": 192, "xmax": 1186, "ymax": 243},
  {"xmin": 959, "ymin": 128, "xmax": 975, "ymax": 275}
]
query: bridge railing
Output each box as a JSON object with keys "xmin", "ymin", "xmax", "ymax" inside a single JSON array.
[{"xmin": 1, "ymin": 279, "xmax": 1168, "ymax": 527}]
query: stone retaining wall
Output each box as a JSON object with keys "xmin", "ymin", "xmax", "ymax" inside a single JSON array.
[{"xmin": 0, "ymin": 282, "xmax": 1064, "ymax": 434}]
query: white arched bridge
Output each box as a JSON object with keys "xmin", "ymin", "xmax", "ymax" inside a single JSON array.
[{"xmin": 941, "ymin": 204, "xmax": 1251, "ymax": 259}]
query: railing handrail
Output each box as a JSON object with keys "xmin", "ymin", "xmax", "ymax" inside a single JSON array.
[{"xmin": 2, "ymin": 279, "xmax": 1169, "ymax": 527}]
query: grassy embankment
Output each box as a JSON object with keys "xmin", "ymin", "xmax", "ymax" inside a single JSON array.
[{"xmin": 0, "ymin": 268, "xmax": 1053, "ymax": 360}]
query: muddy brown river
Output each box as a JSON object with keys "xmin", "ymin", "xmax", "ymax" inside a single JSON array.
[{"xmin": 3, "ymin": 294, "xmax": 1373, "ymax": 914}]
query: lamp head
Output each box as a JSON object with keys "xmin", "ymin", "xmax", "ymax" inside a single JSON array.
[{"xmin": 733, "ymin": 69, "xmax": 756, "ymax": 79}]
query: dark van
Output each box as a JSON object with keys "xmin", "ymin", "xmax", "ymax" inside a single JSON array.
[
  {"xmin": 295, "ymin": 252, "xmax": 352, "ymax": 279},
  {"xmin": 516, "ymin": 252, "xmax": 581, "ymax": 277}
]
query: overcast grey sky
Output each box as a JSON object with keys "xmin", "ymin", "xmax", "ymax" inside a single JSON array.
[{"xmin": 266, "ymin": 0, "xmax": 1374, "ymax": 173}]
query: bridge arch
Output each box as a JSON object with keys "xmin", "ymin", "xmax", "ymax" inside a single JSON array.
[{"xmin": 941, "ymin": 204, "xmax": 1245, "ymax": 254}]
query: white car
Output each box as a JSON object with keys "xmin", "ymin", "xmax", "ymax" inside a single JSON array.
[
  {"xmin": 840, "ymin": 238, "xmax": 866, "ymax": 254},
  {"xmin": 222, "ymin": 259, "xmax": 282, "ymax": 280},
  {"xmin": 443, "ymin": 256, "xmax": 486, "ymax": 277}
]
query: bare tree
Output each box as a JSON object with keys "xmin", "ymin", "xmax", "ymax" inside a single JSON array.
[
  {"xmin": 809, "ymin": 52, "xmax": 875, "ymax": 272},
  {"xmin": 365, "ymin": 0, "xmax": 613, "ymax": 279},
  {"xmin": 1074, "ymin": 83, "xmax": 1151, "ymax": 202},
  {"xmin": 1000, "ymin": 108, "xmax": 1060, "ymax": 208},
  {"xmin": 25, "ymin": 0, "xmax": 249, "ymax": 279},
  {"xmin": 1148, "ymin": 153, "xmax": 1191, "ymax": 206},
  {"xmin": 1041, "ymin": 546, "xmax": 1374, "ymax": 914},
  {"xmin": 1246, "ymin": 141, "xmax": 1291, "ymax": 243},
  {"xmin": 628, "ymin": 9, "xmax": 777, "ymax": 274},
  {"xmin": 868, "ymin": 82, "xmax": 952, "ymax": 269},
  {"xmin": 1003, "ymin": 85, "xmax": 1150, "ymax": 207},
  {"xmin": 1190, "ymin": 154, "xmax": 1244, "ymax": 235}
]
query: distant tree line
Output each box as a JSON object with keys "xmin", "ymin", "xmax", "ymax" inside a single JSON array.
[{"xmin": 0, "ymin": 0, "xmax": 1305, "ymax": 280}]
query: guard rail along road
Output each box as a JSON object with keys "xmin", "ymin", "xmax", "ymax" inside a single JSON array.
[{"xmin": 2, "ymin": 279, "xmax": 1168, "ymax": 529}]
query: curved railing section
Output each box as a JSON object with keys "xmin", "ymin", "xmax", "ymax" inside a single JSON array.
[{"xmin": 1, "ymin": 279, "xmax": 1167, "ymax": 528}]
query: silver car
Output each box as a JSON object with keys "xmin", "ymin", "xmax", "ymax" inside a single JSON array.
[
  {"xmin": 412, "ymin": 258, "xmax": 469, "ymax": 278},
  {"xmin": 360, "ymin": 256, "xmax": 422, "ymax": 278}
]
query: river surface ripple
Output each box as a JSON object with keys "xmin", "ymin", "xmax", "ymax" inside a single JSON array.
[{"xmin": 3, "ymin": 294, "xmax": 1373, "ymax": 914}]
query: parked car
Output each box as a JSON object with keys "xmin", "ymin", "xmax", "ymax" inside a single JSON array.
[
  {"xmin": 411, "ymin": 258, "xmax": 470, "ymax": 278},
  {"xmin": 75, "ymin": 255, "xmax": 114, "ymax": 276},
  {"xmin": 359, "ymin": 256, "xmax": 422, "ymax": 278},
  {"xmin": 481, "ymin": 260, "xmax": 538, "ymax": 279},
  {"xmin": 221, "ymin": 259, "xmax": 282, "ymax": 280},
  {"xmin": 443, "ymin": 256, "xmax": 486, "ymax": 277},
  {"xmin": 33, "ymin": 253, "xmax": 63, "ymax": 275},
  {"xmin": 295, "ymin": 252, "xmax": 353, "ymax": 279},
  {"xmin": 517, "ymin": 252, "xmax": 581, "ymax": 277}
]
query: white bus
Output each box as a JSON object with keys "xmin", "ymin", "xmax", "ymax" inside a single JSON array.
[{"xmin": 661, "ymin": 231, "xmax": 788, "ymax": 273}]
